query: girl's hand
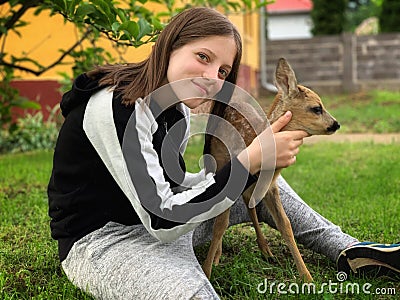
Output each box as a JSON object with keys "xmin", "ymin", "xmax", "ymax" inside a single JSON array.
[
  {"xmin": 238, "ymin": 111, "xmax": 308, "ymax": 174},
  {"xmin": 271, "ymin": 111, "xmax": 308, "ymax": 168}
]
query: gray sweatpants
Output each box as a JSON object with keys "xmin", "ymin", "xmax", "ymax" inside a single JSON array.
[{"xmin": 61, "ymin": 176, "xmax": 357, "ymax": 300}]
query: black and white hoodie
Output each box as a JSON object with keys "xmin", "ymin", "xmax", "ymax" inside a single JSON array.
[{"xmin": 48, "ymin": 73, "xmax": 256, "ymax": 261}]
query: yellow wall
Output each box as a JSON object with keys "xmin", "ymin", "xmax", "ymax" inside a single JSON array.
[
  {"xmin": 6, "ymin": 4, "xmax": 260, "ymax": 81},
  {"xmin": 229, "ymin": 11, "xmax": 259, "ymax": 71},
  {"xmin": 229, "ymin": 11, "xmax": 260, "ymax": 94}
]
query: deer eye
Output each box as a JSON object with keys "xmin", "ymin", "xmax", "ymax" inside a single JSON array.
[{"xmin": 311, "ymin": 106, "xmax": 323, "ymax": 115}]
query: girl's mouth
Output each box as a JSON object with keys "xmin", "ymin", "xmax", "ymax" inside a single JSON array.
[{"xmin": 191, "ymin": 80, "xmax": 209, "ymax": 96}]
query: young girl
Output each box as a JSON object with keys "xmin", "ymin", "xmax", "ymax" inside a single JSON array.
[{"xmin": 48, "ymin": 7, "xmax": 399, "ymax": 300}]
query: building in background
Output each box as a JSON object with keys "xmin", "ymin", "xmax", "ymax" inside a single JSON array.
[{"xmin": 266, "ymin": 0, "xmax": 313, "ymax": 40}]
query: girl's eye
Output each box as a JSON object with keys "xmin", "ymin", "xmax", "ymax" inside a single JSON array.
[
  {"xmin": 198, "ymin": 53, "xmax": 208, "ymax": 62},
  {"xmin": 219, "ymin": 68, "xmax": 228, "ymax": 79}
]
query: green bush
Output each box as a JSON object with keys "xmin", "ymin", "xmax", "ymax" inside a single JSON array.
[
  {"xmin": 0, "ymin": 106, "xmax": 60, "ymax": 154},
  {"xmin": 311, "ymin": 0, "xmax": 347, "ymax": 35},
  {"xmin": 379, "ymin": 0, "xmax": 400, "ymax": 32}
]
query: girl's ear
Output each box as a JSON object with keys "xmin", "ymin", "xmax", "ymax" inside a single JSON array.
[{"xmin": 274, "ymin": 58, "xmax": 299, "ymax": 98}]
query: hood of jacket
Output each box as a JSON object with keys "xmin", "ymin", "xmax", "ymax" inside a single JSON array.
[{"xmin": 60, "ymin": 73, "xmax": 105, "ymax": 117}]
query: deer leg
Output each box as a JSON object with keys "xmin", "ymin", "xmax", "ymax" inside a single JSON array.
[
  {"xmin": 202, "ymin": 208, "xmax": 230, "ymax": 279},
  {"xmin": 240, "ymin": 179, "xmax": 274, "ymax": 260},
  {"xmin": 242, "ymin": 188, "xmax": 274, "ymax": 259},
  {"xmin": 264, "ymin": 185, "xmax": 313, "ymax": 282},
  {"xmin": 247, "ymin": 206, "xmax": 274, "ymax": 258}
]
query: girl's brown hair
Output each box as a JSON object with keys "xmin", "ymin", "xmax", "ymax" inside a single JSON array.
[
  {"xmin": 87, "ymin": 7, "xmax": 242, "ymax": 105},
  {"xmin": 88, "ymin": 7, "xmax": 242, "ymax": 163}
]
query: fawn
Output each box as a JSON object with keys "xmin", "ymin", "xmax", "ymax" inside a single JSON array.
[{"xmin": 202, "ymin": 58, "xmax": 340, "ymax": 282}]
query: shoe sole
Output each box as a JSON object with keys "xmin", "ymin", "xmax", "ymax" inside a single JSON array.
[{"xmin": 337, "ymin": 244, "xmax": 400, "ymax": 279}]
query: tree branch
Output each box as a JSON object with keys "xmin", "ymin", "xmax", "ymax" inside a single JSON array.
[
  {"xmin": 0, "ymin": 60, "xmax": 41, "ymax": 76},
  {"xmin": 0, "ymin": 0, "xmax": 43, "ymax": 39},
  {"xmin": 41, "ymin": 28, "xmax": 93, "ymax": 74},
  {"xmin": 0, "ymin": 28, "xmax": 92, "ymax": 76}
]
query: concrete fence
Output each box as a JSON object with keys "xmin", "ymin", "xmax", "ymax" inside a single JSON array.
[{"xmin": 263, "ymin": 32, "xmax": 400, "ymax": 94}]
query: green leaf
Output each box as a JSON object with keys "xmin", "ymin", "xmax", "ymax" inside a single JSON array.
[
  {"xmin": 92, "ymin": 0, "xmax": 114, "ymax": 20},
  {"xmin": 120, "ymin": 20, "xmax": 139, "ymax": 38},
  {"xmin": 151, "ymin": 17, "xmax": 164, "ymax": 31},
  {"xmin": 111, "ymin": 22, "xmax": 120, "ymax": 33},
  {"xmin": 118, "ymin": 33, "xmax": 130, "ymax": 41},
  {"xmin": 89, "ymin": 8, "xmax": 112, "ymax": 28},
  {"xmin": 116, "ymin": 8, "xmax": 128, "ymax": 23},
  {"xmin": 8, "ymin": 0, "xmax": 20, "ymax": 7},
  {"xmin": 137, "ymin": 18, "xmax": 152, "ymax": 41},
  {"xmin": 0, "ymin": 26, "xmax": 8, "ymax": 35},
  {"xmin": 49, "ymin": 0, "xmax": 67, "ymax": 12},
  {"xmin": 14, "ymin": 99, "xmax": 41, "ymax": 110},
  {"xmin": 67, "ymin": 0, "xmax": 81, "ymax": 16},
  {"xmin": 75, "ymin": 4, "xmax": 97, "ymax": 18}
]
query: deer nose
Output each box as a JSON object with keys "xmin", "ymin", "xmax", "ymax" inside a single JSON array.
[{"xmin": 327, "ymin": 121, "xmax": 340, "ymax": 132}]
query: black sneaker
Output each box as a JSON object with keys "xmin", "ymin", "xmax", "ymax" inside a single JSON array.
[{"xmin": 337, "ymin": 242, "xmax": 400, "ymax": 280}]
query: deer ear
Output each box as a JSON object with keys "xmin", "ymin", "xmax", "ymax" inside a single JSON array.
[{"xmin": 274, "ymin": 58, "xmax": 299, "ymax": 97}]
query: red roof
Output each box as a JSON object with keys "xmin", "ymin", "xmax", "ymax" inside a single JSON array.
[{"xmin": 267, "ymin": 0, "xmax": 313, "ymax": 13}]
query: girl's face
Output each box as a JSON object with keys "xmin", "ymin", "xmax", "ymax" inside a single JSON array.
[{"xmin": 166, "ymin": 35, "xmax": 237, "ymax": 109}]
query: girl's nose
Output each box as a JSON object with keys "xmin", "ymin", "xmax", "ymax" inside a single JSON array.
[
  {"xmin": 202, "ymin": 67, "xmax": 219, "ymax": 80},
  {"xmin": 200, "ymin": 70, "xmax": 224, "ymax": 96}
]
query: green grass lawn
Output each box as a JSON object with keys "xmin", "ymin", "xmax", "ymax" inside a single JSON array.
[
  {"xmin": 1, "ymin": 142, "xmax": 398, "ymax": 299},
  {"xmin": 323, "ymin": 90, "xmax": 400, "ymax": 133},
  {"xmin": 189, "ymin": 140, "xmax": 400, "ymax": 299},
  {"xmin": 1, "ymin": 89, "xmax": 400, "ymax": 299},
  {"xmin": 0, "ymin": 151, "xmax": 93, "ymax": 299}
]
